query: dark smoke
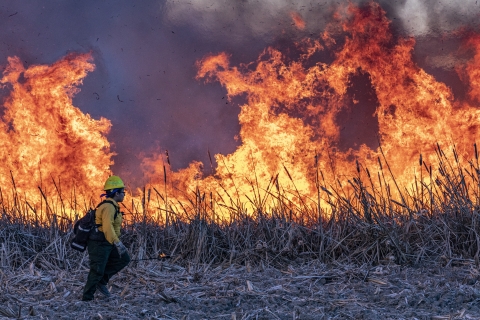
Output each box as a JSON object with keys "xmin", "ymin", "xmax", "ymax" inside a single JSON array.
[{"xmin": 0, "ymin": 0, "xmax": 478, "ymax": 188}]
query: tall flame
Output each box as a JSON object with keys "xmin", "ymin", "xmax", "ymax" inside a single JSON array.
[
  {"xmin": 4, "ymin": 3, "xmax": 480, "ymax": 220},
  {"xmin": 0, "ymin": 53, "xmax": 112, "ymax": 208},
  {"xmin": 142, "ymin": 3, "xmax": 480, "ymax": 215}
]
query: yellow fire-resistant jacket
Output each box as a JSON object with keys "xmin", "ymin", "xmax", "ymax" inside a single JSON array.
[{"xmin": 95, "ymin": 198, "xmax": 122, "ymax": 244}]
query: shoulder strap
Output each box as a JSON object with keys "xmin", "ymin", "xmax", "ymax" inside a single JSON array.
[{"xmin": 96, "ymin": 200, "xmax": 120, "ymax": 221}]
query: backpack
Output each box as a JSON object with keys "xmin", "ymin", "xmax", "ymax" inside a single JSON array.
[{"xmin": 70, "ymin": 200, "xmax": 119, "ymax": 252}]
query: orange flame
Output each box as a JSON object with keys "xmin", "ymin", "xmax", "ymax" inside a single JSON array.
[
  {"xmin": 5, "ymin": 3, "xmax": 480, "ymax": 220},
  {"xmin": 142, "ymin": 2, "xmax": 480, "ymax": 215},
  {"xmin": 0, "ymin": 53, "xmax": 112, "ymax": 210}
]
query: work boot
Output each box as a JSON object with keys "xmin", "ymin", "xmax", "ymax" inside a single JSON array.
[{"xmin": 96, "ymin": 284, "xmax": 111, "ymax": 297}]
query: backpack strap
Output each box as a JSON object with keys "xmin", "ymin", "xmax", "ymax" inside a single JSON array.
[
  {"xmin": 95, "ymin": 200, "xmax": 121, "ymax": 222},
  {"xmin": 102, "ymin": 200, "xmax": 121, "ymax": 220}
]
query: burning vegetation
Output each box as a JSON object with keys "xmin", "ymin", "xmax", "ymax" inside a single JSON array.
[
  {"xmin": 145, "ymin": 2, "xmax": 480, "ymax": 220},
  {"xmin": 2, "ymin": 0, "xmax": 480, "ymax": 262},
  {"xmin": 0, "ymin": 53, "xmax": 112, "ymax": 209}
]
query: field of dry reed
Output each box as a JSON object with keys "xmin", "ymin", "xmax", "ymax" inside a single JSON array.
[{"xmin": 2, "ymin": 146, "xmax": 480, "ymax": 318}]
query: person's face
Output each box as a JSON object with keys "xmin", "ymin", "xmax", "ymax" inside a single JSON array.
[{"xmin": 114, "ymin": 190, "xmax": 126, "ymax": 203}]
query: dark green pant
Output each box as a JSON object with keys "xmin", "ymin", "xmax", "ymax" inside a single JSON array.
[{"xmin": 82, "ymin": 240, "xmax": 130, "ymax": 301}]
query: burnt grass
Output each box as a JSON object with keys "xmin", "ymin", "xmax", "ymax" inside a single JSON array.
[
  {"xmin": 3, "ymin": 147, "xmax": 480, "ymax": 318},
  {"xmin": 1, "ymin": 260, "xmax": 480, "ymax": 319}
]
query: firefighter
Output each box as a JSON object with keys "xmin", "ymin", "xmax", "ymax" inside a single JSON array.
[{"xmin": 82, "ymin": 175, "xmax": 130, "ymax": 301}]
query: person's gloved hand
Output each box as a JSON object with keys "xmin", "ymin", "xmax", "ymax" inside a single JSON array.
[{"xmin": 114, "ymin": 241, "xmax": 127, "ymax": 257}]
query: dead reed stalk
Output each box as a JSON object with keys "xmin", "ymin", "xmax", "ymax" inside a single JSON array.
[{"xmin": 2, "ymin": 147, "xmax": 480, "ymax": 272}]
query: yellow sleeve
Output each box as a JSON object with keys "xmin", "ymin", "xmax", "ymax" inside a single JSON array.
[{"xmin": 98, "ymin": 204, "xmax": 120, "ymax": 244}]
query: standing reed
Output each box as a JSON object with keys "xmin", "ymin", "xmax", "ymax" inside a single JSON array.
[{"xmin": 1, "ymin": 145, "xmax": 480, "ymax": 271}]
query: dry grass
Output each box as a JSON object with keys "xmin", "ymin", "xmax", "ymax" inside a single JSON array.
[
  {"xmin": 1, "ymin": 144, "xmax": 480, "ymax": 270},
  {"xmin": 2, "ymin": 145, "xmax": 480, "ymax": 317},
  {"xmin": 1, "ymin": 260, "xmax": 480, "ymax": 319}
]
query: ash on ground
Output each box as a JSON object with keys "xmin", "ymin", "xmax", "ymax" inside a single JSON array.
[{"xmin": 1, "ymin": 261, "xmax": 480, "ymax": 319}]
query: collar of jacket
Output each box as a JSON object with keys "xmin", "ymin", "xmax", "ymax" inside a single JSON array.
[{"xmin": 105, "ymin": 197, "xmax": 119, "ymax": 208}]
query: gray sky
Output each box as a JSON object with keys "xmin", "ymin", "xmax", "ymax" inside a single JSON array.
[{"xmin": 0, "ymin": 0, "xmax": 478, "ymax": 187}]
